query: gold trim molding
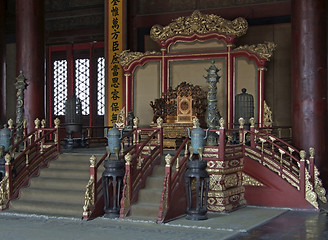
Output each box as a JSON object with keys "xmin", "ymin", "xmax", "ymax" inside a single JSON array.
[
  {"xmin": 242, "ymin": 173, "xmax": 264, "ymax": 186},
  {"xmin": 150, "ymin": 10, "xmax": 248, "ymax": 42},
  {"xmin": 234, "ymin": 41, "xmax": 276, "ymax": 60},
  {"xmin": 119, "ymin": 50, "xmax": 160, "ymax": 67}
]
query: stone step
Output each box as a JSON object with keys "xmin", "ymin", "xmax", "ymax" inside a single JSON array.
[
  {"xmin": 137, "ymin": 189, "xmax": 163, "ymax": 205},
  {"xmin": 18, "ymin": 187, "xmax": 85, "ymax": 204},
  {"xmin": 49, "ymin": 159, "xmax": 90, "ymax": 170},
  {"xmin": 29, "ymin": 176, "xmax": 87, "ymax": 190},
  {"xmin": 130, "ymin": 203, "xmax": 159, "ymax": 220},
  {"xmin": 9, "ymin": 200, "xmax": 83, "ymax": 218},
  {"xmin": 145, "ymin": 176, "xmax": 165, "ymax": 189},
  {"xmin": 38, "ymin": 167, "xmax": 89, "ymax": 179}
]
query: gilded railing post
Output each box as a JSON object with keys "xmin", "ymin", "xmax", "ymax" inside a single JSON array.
[
  {"xmin": 90, "ymin": 155, "xmax": 97, "ymax": 203},
  {"xmin": 308, "ymin": 147, "xmax": 315, "ymax": 182},
  {"xmin": 218, "ymin": 118, "xmax": 225, "ymax": 160},
  {"xmin": 82, "ymin": 155, "xmax": 97, "ymax": 219},
  {"xmin": 120, "ymin": 153, "xmax": 132, "ymax": 217},
  {"xmin": 156, "ymin": 117, "xmax": 164, "ymax": 155},
  {"xmin": 0, "ymin": 154, "xmax": 12, "ymax": 209},
  {"xmin": 161, "ymin": 154, "xmax": 172, "ymax": 218},
  {"xmin": 249, "ymin": 117, "xmax": 256, "ymax": 148},
  {"xmin": 238, "ymin": 117, "xmax": 245, "ymax": 144},
  {"xmin": 34, "ymin": 118, "xmax": 41, "ymax": 139},
  {"xmin": 309, "ymin": 148, "xmax": 327, "ymax": 204},
  {"xmin": 299, "ymin": 150, "xmax": 306, "ymax": 198},
  {"xmin": 54, "ymin": 118, "xmax": 60, "ymax": 152},
  {"xmin": 5, "ymin": 153, "xmax": 12, "ymax": 197},
  {"xmin": 133, "ymin": 117, "xmax": 139, "ymax": 144},
  {"xmin": 8, "ymin": 119, "xmax": 14, "ymax": 147}
]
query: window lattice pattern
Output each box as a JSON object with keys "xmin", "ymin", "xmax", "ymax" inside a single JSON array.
[
  {"xmin": 75, "ymin": 59, "xmax": 90, "ymax": 115},
  {"xmin": 53, "ymin": 60, "xmax": 68, "ymax": 116},
  {"xmin": 97, "ymin": 57, "xmax": 105, "ymax": 115}
]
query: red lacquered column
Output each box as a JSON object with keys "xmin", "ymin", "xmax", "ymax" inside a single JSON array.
[
  {"xmin": 16, "ymin": 0, "xmax": 45, "ymax": 132},
  {"xmin": 0, "ymin": 1, "xmax": 6, "ymax": 123},
  {"xmin": 292, "ymin": 0, "xmax": 327, "ymax": 185}
]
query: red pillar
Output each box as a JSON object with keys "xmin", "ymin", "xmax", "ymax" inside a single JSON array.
[
  {"xmin": 0, "ymin": 0, "xmax": 6, "ymax": 124},
  {"xmin": 292, "ymin": 0, "xmax": 328, "ymax": 186},
  {"xmin": 16, "ymin": 0, "xmax": 45, "ymax": 132}
]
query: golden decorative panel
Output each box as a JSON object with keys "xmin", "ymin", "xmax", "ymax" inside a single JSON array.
[
  {"xmin": 234, "ymin": 42, "xmax": 277, "ymax": 60},
  {"xmin": 242, "ymin": 173, "xmax": 264, "ymax": 186},
  {"xmin": 150, "ymin": 10, "xmax": 248, "ymax": 42},
  {"xmin": 119, "ymin": 50, "xmax": 160, "ymax": 67}
]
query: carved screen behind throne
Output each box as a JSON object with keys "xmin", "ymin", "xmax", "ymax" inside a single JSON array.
[{"xmin": 119, "ymin": 10, "xmax": 275, "ymax": 127}]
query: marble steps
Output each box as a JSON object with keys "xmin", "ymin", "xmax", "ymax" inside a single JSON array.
[
  {"xmin": 128, "ymin": 161, "xmax": 166, "ymax": 221},
  {"xmin": 8, "ymin": 152, "xmax": 101, "ymax": 218}
]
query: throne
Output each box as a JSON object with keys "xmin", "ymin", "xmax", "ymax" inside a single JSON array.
[{"xmin": 150, "ymin": 82, "xmax": 207, "ymax": 149}]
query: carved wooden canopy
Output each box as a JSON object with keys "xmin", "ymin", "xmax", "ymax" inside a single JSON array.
[{"xmin": 119, "ymin": 10, "xmax": 276, "ymax": 127}]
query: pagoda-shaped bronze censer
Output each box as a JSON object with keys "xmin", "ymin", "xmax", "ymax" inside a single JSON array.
[{"xmin": 64, "ymin": 94, "xmax": 87, "ymax": 149}]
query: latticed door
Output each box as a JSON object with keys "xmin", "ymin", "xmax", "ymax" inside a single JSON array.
[{"xmin": 48, "ymin": 42, "xmax": 105, "ymax": 130}]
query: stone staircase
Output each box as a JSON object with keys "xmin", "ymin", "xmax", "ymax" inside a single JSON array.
[
  {"xmin": 8, "ymin": 152, "xmax": 101, "ymax": 218},
  {"xmin": 127, "ymin": 160, "xmax": 165, "ymax": 221},
  {"xmin": 8, "ymin": 148, "xmax": 167, "ymax": 221}
]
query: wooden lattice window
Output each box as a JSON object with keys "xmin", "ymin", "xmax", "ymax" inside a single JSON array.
[{"xmin": 48, "ymin": 42, "xmax": 105, "ymax": 127}]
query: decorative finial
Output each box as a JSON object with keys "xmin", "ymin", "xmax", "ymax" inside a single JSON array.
[{"xmin": 165, "ymin": 154, "xmax": 172, "ymax": 167}]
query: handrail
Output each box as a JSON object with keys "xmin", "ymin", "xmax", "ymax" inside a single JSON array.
[
  {"xmin": 119, "ymin": 125, "xmax": 163, "ymax": 218},
  {"xmin": 82, "ymin": 129, "xmax": 135, "ymax": 220},
  {"xmin": 157, "ymin": 136, "xmax": 189, "ymax": 223},
  {"xmin": 244, "ymin": 126, "xmax": 323, "ymax": 208},
  {"xmin": 0, "ymin": 118, "xmax": 61, "ymax": 210}
]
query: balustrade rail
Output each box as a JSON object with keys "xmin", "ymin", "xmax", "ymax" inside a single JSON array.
[
  {"xmin": 0, "ymin": 118, "xmax": 61, "ymax": 210},
  {"xmin": 82, "ymin": 122, "xmax": 163, "ymax": 220},
  {"xmin": 244, "ymin": 125, "xmax": 326, "ymax": 208}
]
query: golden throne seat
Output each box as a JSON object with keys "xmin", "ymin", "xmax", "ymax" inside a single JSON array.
[{"xmin": 150, "ymin": 82, "xmax": 207, "ymax": 149}]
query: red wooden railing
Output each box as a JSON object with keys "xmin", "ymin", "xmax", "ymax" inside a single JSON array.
[
  {"xmin": 244, "ymin": 124, "xmax": 325, "ymax": 208},
  {"xmin": 82, "ymin": 129, "xmax": 135, "ymax": 220},
  {"xmin": 82, "ymin": 123, "xmax": 163, "ymax": 220},
  {"xmin": 119, "ymin": 126, "xmax": 163, "ymax": 217},
  {"xmin": 0, "ymin": 118, "xmax": 61, "ymax": 210},
  {"xmin": 157, "ymin": 136, "xmax": 190, "ymax": 223}
]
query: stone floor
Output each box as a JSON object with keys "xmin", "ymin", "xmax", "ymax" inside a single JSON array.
[{"xmin": 0, "ymin": 206, "xmax": 327, "ymax": 240}]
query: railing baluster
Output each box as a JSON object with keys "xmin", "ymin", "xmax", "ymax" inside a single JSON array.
[{"xmin": 299, "ymin": 150, "xmax": 306, "ymax": 199}]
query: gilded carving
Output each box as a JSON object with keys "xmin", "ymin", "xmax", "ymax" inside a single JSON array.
[
  {"xmin": 245, "ymin": 148, "xmax": 261, "ymax": 157},
  {"xmin": 122, "ymin": 171, "xmax": 131, "ymax": 217},
  {"xmin": 205, "ymin": 147, "xmax": 219, "ymax": 153},
  {"xmin": 224, "ymin": 174, "xmax": 238, "ymax": 188},
  {"xmin": 235, "ymin": 42, "xmax": 276, "ymax": 60},
  {"xmin": 282, "ymin": 169, "xmax": 300, "ymax": 190},
  {"xmin": 263, "ymin": 101, "xmax": 273, "ymax": 127},
  {"xmin": 0, "ymin": 174, "xmax": 10, "ymax": 209},
  {"xmin": 82, "ymin": 175, "xmax": 95, "ymax": 217},
  {"xmin": 313, "ymin": 166, "xmax": 327, "ymax": 203},
  {"xmin": 89, "ymin": 155, "xmax": 97, "ymax": 168},
  {"xmin": 116, "ymin": 107, "xmax": 125, "ymax": 129},
  {"xmin": 242, "ymin": 173, "xmax": 264, "ymax": 186},
  {"xmin": 304, "ymin": 169, "xmax": 318, "ymax": 209},
  {"xmin": 119, "ymin": 50, "xmax": 160, "ymax": 67},
  {"xmin": 165, "ymin": 154, "xmax": 172, "ymax": 167},
  {"xmin": 150, "ymin": 10, "xmax": 248, "ymax": 42},
  {"xmin": 209, "ymin": 175, "xmax": 223, "ymax": 191}
]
